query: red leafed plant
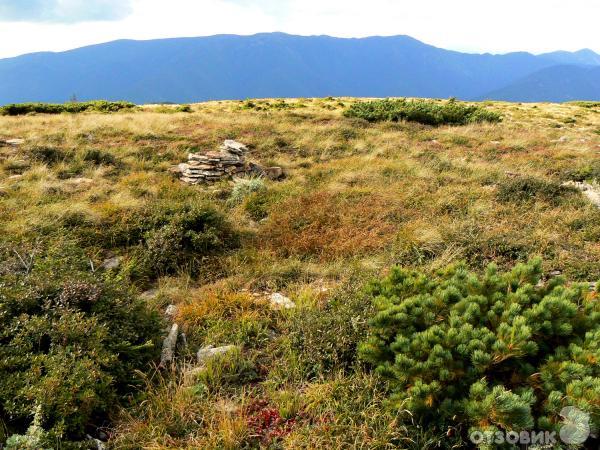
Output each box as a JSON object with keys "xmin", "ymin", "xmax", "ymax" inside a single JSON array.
[{"xmin": 245, "ymin": 400, "xmax": 299, "ymax": 444}]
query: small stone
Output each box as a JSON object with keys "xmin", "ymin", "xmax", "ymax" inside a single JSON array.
[
  {"xmin": 590, "ymin": 282, "xmax": 597, "ymax": 292},
  {"xmin": 562, "ymin": 181, "xmax": 600, "ymax": 208},
  {"xmin": 269, "ymin": 292, "xmax": 296, "ymax": 309},
  {"xmin": 188, "ymin": 163, "xmax": 215, "ymax": 170},
  {"xmin": 86, "ymin": 435, "xmax": 106, "ymax": 450},
  {"xmin": 221, "ymin": 139, "xmax": 248, "ymax": 155},
  {"xmin": 140, "ymin": 289, "xmax": 158, "ymax": 300},
  {"xmin": 197, "ymin": 345, "xmax": 238, "ymax": 365},
  {"xmin": 548, "ymin": 270, "xmax": 562, "ymax": 277},
  {"xmin": 8, "ymin": 174, "xmax": 23, "ymax": 180},
  {"xmin": 3, "ymin": 138, "xmax": 25, "ymax": 146},
  {"xmin": 490, "ymin": 140, "xmax": 501, "ymax": 145},
  {"xmin": 181, "ymin": 177, "xmax": 201, "ymax": 183},
  {"xmin": 66, "ymin": 177, "xmax": 93, "ymax": 185},
  {"xmin": 165, "ymin": 304, "xmax": 178, "ymax": 318},
  {"xmin": 264, "ymin": 166, "xmax": 284, "ymax": 180},
  {"xmin": 101, "ymin": 256, "xmax": 122, "ymax": 270},
  {"xmin": 160, "ymin": 323, "xmax": 179, "ymax": 367},
  {"xmin": 97, "ymin": 431, "xmax": 109, "ymax": 441}
]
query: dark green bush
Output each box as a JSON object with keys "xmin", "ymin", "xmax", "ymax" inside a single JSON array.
[
  {"xmin": 81, "ymin": 148, "xmax": 118, "ymax": 166},
  {"xmin": 175, "ymin": 104, "xmax": 193, "ymax": 113},
  {"xmin": 360, "ymin": 259, "xmax": 600, "ymax": 446},
  {"xmin": 0, "ymin": 101, "xmax": 136, "ymax": 116},
  {"xmin": 136, "ymin": 203, "xmax": 239, "ymax": 277},
  {"xmin": 344, "ymin": 98, "xmax": 502, "ymax": 126},
  {"xmin": 497, "ymin": 177, "xmax": 576, "ymax": 205},
  {"xmin": 0, "ymin": 242, "xmax": 162, "ymax": 445},
  {"xmin": 26, "ymin": 146, "xmax": 71, "ymax": 165}
]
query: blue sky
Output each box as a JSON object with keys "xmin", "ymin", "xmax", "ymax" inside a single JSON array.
[{"xmin": 0, "ymin": 0, "xmax": 599, "ymax": 58}]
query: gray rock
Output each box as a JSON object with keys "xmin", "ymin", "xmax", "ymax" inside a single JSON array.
[
  {"xmin": 165, "ymin": 304, "xmax": 178, "ymax": 318},
  {"xmin": 1, "ymin": 138, "xmax": 25, "ymax": 146},
  {"xmin": 269, "ymin": 292, "xmax": 296, "ymax": 309},
  {"xmin": 140, "ymin": 289, "xmax": 158, "ymax": 300},
  {"xmin": 221, "ymin": 139, "xmax": 248, "ymax": 155},
  {"xmin": 160, "ymin": 323, "xmax": 179, "ymax": 367},
  {"xmin": 264, "ymin": 166, "xmax": 284, "ymax": 180},
  {"xmin": 197, "ymin": 344, "xmax": 238, "ymax": 365},
  {"xmin": 66, "ymin": 177, "xmax": 93, "ymax": 185},
  {"xmin": 101, "ymin": 256, "xmax": 122, "ymax": 270},
  {"xmin": 86, "ymin": 436, "xmax": 106, "ymax": 450},
  {"xmin": 562, "ymin": 181, "xmax": 600, "ymax": 208}
]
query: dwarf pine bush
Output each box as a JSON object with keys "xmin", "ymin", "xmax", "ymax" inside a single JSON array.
[
  {"xmin": 344, "ymin": 98, "xmax": 501, "ymax": 126},
  {"xmin": 0, "ymin": 100, "xmax": 135, "ymax": 116},
  {"xmin": 359, "ymin": 259, "xmax": 600, "ymax": 446}
]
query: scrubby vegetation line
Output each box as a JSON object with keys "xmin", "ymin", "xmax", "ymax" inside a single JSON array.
[
  {"xmin": 0, "ymin": 100, "xmax": 136, "ymax": 116},
  {"xmin": 344, "ymin": 97, "xmax": 502, "ymax": 125},
  {"xmin": 1, "ymin": 97, "xmax": 599, "ymax": 448}
]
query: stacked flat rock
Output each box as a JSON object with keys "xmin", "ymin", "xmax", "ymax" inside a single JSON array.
[{"xmin": 179, "ymin": 140, "xmax": 248, "ymax": 184}]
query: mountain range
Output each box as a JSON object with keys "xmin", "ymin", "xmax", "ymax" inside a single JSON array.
[{"xmin": 0, "ymin": 33, "xmax": 599, "ymax": 105}]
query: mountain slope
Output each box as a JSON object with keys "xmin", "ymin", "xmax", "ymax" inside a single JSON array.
[
  {"xmin": 540, "ymin": 49, "xmax": 600, "ymax": 66},
  {"xmin": 0, "ymin": 33, "xmax": 563, "ymax": 104},
  {"xmin": 480, "ymin": 65, "xmax": 600, "ymax": 102}
]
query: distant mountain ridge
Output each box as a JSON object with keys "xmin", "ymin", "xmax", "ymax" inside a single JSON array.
[{"xmin": 0, "ymin": 33, "xmax": 599, "ymax": 104}]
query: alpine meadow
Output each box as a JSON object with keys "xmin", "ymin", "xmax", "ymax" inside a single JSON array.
[{"xmin": 1, "ymin": 96, "xmax": 599, "ymax": 449}]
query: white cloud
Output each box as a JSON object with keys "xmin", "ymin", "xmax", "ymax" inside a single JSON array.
[
  {"xmin": 0, "ymin": 0, "xmax": 599, "ymax": 59},
  {"xmin": 0, "ymin": 0, "xmax": 133, "ymax": 23}
]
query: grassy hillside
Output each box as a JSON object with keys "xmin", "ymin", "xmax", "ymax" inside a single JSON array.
[{"xmin": 1, "ymin": 98, "xmax": 599, "ymax": 448}]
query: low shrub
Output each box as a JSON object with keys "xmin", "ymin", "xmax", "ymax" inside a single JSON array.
[
  {"xmin": 360, "ymin": 259, "xmax": 600, "ymax": 446},
  {"xmin": 0, "ymin": 101, "xmax": 136, "ymax": 116},
  {"xmin": 82, "ymin": 148, "xmax": 118, "ymax": 166},
  {"xmin": 276, "ymin": 279, "xmax": 373, "ymax": 382},
  {"xmin": 497, "ymin": 176, "xmax": 576, "ymax": 205},
  {"xmin": 344, "ymin": 98, "xmax": 501, "ymax": 126},
  {"xmin": 175, "ymin": 104, "xmax": 193, "ymax": 113},
  {"xmin": 564, "ymin": 162, "xmax": 600, "ymax": 183},
  {"xmin": 27, "ymin": 146, "xmax": 71, "ymax": 165},
  {"xmin": 227, "ymin": 176, "xmax": 266, "ymax": 207},
  {"xmin": 193, "ymin": 348, "xmax": 258, "ymax": 393},
  {"xmin": 136, "ymin": 203, "xmax": 239, "ymax": 277},
  {"xmin": 0, "ymin": 242, "xmax": 162, "ymax": 445}
]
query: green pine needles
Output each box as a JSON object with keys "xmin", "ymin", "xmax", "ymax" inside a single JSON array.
[
  {"xmin": 359, "ymin": 259, "xmax": 600, "ymax": 446},
  {"xmin": 344, "ymin": 98, "xmax": 502, "ymax": 126}
]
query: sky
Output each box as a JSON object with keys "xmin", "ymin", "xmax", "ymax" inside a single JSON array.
[{"xmin": 0, "ymin": 0, "xmax": 599, "ymax": 59}]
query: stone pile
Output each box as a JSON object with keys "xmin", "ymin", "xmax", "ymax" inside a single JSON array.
[
  {"xmin": 178, "ymin": 140, "xmax": 248, "ymax": 184},
  {"xmin": 175, "ymin": 140, "xmax": 284, "ymax": 184}
]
